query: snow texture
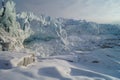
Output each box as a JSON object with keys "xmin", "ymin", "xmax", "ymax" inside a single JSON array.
[{"xmin": 0, "ymin": 0, "xmax": 120, "ymax": 80}]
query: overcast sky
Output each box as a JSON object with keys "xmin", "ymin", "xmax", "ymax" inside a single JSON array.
[{"xmin": 14, "ymin": 0, "xmax": 120, "ymax": 24}]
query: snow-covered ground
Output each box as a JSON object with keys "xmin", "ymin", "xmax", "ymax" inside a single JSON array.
[
  {"xmin": 1, "ymin": 11, "xmax": 120, "ymax": 80},
  {"xmin": 0, "ymin": 0, "xmax": 120, "ymax": 80},
  {"xmin": 0, "ymin": 48, "xmax": 120, "ymax": 80}
]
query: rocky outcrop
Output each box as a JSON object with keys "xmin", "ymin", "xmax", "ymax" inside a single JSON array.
[
  {"xmin": 0, "ymin": 52, "xmax": 36, "ymax": 69},
  {"xmin": 17, "ymin": 54, "xmax": 35, "ymax": 66}
]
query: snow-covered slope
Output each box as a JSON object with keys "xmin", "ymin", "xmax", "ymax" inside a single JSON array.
[
  {"xmin": 0, "ymin": 0, "xmax": 120, "ymax": 80},
  {"xmin": 16, "ymin": 12, "xmax": 120, "ymax": 80},
  {"xmin": 0, "ymin": 48, "xmax": 120, "ymax": 80}
]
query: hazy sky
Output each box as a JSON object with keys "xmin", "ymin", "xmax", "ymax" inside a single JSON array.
[{"xmin": 14, "ymin": 0, "xmax": 120, "ymax": 24}]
